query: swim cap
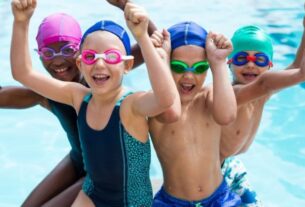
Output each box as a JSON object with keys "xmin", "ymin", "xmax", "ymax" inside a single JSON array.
[
  {"xmin": 168, "ymin": 21, "xmax": 208, "ymax": 50},
  {"xmin": 229, "ymin": 25, "xmax": 273, "ymax": 60},
  {"xmin": 36, "ymin": 13, "xmax": 82, "ymax": 50},
  {"xmin": 81, "ymin": 20, "xmax": 131, "ymax": 55}
]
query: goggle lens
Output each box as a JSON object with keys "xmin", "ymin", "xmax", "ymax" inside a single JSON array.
[
  {"xmin": 170, "ymin": 60, "xmax": 209, "ymax": 74},
  {"xmin": 229, "ymin": 51, "xmax": 271, "ymax": 67},
  {"xmin": 80, "ymin": 49, "xmax": 133, "ymax": 65},
  {"xmin": 38, "ymin": 44, "xmax": 79, "ymax": 60}
]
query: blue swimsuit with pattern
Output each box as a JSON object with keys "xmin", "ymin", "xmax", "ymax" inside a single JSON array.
[{"xmin": 78, "ymin": 93, "xmax": 152, "ymax": 207}]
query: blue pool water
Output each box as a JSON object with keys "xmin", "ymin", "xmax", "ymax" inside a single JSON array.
[{"xmin": 1, "ymin": 0, "xmax": 305, "ymax": 206}]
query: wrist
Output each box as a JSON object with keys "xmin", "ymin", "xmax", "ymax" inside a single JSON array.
[
  {"xmin": 135, "ymin": 32, "xmax": 150, "ymax": 45},
  {"xmin": 209, "ymin": 59, "xmax": 226, "ymax": 70},
  {"xmin": 14, "ymin": 19, "xmax": 30, "ymax": 26}
]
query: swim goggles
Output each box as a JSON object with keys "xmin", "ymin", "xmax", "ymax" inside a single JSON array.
[
  {"xmin": 170, "ymin": 60, "xmax": 209, "ymax": 74},
  {"xmin": 36, "ymin": 43, "xmax": 79, "ymax": 60},
  {"xmin": 80, "ymin": 49, "xmax": 134, "ymax": 65},
  {"xmin": 227, "ymin": 51, "xmax": 273, "ymax": 67}
]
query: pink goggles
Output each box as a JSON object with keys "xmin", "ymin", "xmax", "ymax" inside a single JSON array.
[{"xmin": 80, "ymin": 49, "xmax": 134, "ymax": 65}]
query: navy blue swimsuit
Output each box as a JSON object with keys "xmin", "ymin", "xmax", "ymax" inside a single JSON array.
[
  {"xmin": 78, "ymin": 93, "xmax": 152, "ymax": 207},
  {"xmin": 48, "ymin": 99, "xmax": 85, "ymax": 176}
]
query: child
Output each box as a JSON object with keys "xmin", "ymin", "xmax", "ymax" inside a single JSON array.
[
  {"xmin": 11, "ymin": 1, "xmax": 178, "ymax": 207},
  {"xmin": 149, "ymin": 21, "xmax": 240, "ymax": 206},
  {"xmin": 3, "ymin": 1, "xmax": 157, "ymax": 206},
  {"xmin": 219, "ymin": 24, "xmax": 305, "ymax": 206},
  {"xmin": 220, "ymin": 25, "xmax": 305, "ymax": 160}
]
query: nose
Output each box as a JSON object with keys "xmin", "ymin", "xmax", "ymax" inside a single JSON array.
[
  {"xmin": 182, "ymin": 71, "xmax": 194, "ymax": 79},
  {"xmin": 51, "ymin": 56, "xmax": 66, "ymax": 66},
  {"xmin": 94, "ymin": 57, "xmax": 107, "ymax": 69},
  {"xmin": 246, "ymin": 60, "xmax": 256, "ymax": 68}
]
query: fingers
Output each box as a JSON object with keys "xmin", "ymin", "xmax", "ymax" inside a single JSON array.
[
  {"xmin": 162, "ymin": 29, "xmax": 170, "ymax": 42},
  {"xmin": 151, "ymin": 31, "xmax": 163, "ymax": 47},
  {"xmin": 207, "ymin": 32, "xmax": 231, "ymax": 49},
  {"xmin": 11, "ymin": 0, "xmax": 36, "ymax": 10},
  {"xmin": 11, "ymin": 0, "xmax": 22, "ymax": 10},
  {"xmin": 124, "ymin": 2, "xmax": 148, "ymax": 24}
]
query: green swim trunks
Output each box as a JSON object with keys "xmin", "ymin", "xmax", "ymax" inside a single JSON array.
[{"xmin": 222, "ymin": 157, "xmax": 263, "ymax": 207}]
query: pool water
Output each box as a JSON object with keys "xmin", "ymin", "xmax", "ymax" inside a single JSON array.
[{"xmin": 0, "ymin": 0, "xmax": 305, "ymax": 206}]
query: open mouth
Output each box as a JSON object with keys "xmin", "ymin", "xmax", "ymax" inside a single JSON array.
[
  {"xmin": 54, "ymin": 67, "xmax": 69, "ymax": 73},
  {"xmin": 92, "ymin": 74, "xmax": 110, "ymax": 85},
  {"xmin": 180, "ymin": 83, "xmax": 195, "ymax": 94},
  {"xmin": 242, "ymin": 72, "xmax": 258, "ymax": 80}
]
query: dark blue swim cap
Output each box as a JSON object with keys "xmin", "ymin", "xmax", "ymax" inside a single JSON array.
[
  {"xmin": 81, "ymin": 20, "xmax": 131, "ymax": 55},
  {"xmin": 168, "ymin": 21, "xmax": 208, "ymax": 50}
]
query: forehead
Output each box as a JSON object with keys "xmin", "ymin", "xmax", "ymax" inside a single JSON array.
[
  {"xmin": 81, "ymin": 31, "xmax": 126, "ymax": 54},
  {"xmin": 44, "ymin": 41, "xmax": 71, "ymax": 49},
  {"xmin": 238, "ymin": 50, "xmax": 262, "ymax": 55},
  {"xmin": 172, "ymin": 45, "xmax": 206, "ymax": 64}
]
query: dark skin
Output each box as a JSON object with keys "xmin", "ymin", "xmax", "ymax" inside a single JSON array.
[{"xmin": 2, "ymin": 1, "xmax": 157, "ymax": 206}]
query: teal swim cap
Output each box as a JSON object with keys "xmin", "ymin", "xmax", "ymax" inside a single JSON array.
[{"xmin": 229, "ymin": 25, "xmax": 273, "ymax": 61}]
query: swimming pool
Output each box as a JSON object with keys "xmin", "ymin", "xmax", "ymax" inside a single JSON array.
[{"xmin": 1, "ymin": 0, "xmax": 305, "ymax": 206}]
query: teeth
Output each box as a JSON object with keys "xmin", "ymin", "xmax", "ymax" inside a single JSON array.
[
  {"xmin": 54, "ymin": 68, "xmax": 68, "ymax": 73},
  {"xmin": 93, "ymin": 74, "xmax": 108, "ymax": 79},
  {"xmin": 182, "ymin": 83, "xmax": 193, "ymax": 87}
]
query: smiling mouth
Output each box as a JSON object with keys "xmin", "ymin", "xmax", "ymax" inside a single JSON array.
[
  {"xmin": 242, "ymin": 73, "xmax": 258, "ymax": 79},
  {"xmin": 54, "ymin": 67, "xmax": 69, "ymax": 74},
  {"xmin": 180, "ymin": 83, "xmax": 195, "ymax": 94},
  {"xmin": 92, "ymin": 74, "xmax": 110, "ymax": 85}
]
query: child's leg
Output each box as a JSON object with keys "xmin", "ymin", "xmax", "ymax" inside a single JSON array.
[
  {"xmin": 222, "ymin": 157, "xmax": 262, "ymax": 207},
  {"xmin": 42, "ymin": 178, "xmax": 83, "ymax": 207},
  {"xmin": 22, "ymin": 154, "xmax": 82, "ymax": 207},
  {"xmin": 71, "ymin": 190, "xmax": 95, "ymax": 207}
]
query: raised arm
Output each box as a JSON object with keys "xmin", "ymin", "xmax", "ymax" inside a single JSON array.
[
  {"xmin": 125, "ymin": 3, "xmax": 178, "ymax": 117},
  {"xmin": 10, "ymin": 0, "xmax": 83, "ymax": 108},
  {"xmin": 106, "ymin": 0, "xmax": 158, "ymax": 68},
  {"xmin": 0, "ymin": 85, "xmax": 48, "ymax": 109},
  {"xmin": 234, "ymin": 57, "xmax": 305, "ymax": 106},
  {"xmin": 286, "ymin": 4, "xmax": 305, "ymax": 69},
  {"xmin": 206, "ymin": 32, "xmax": 237, "ymax": 125}
]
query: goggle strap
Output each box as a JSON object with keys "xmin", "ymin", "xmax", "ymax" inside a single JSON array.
[
  {"xmin": 269, "ymin": 61, "xmax": 273, "ymax": 67},
  {"xmin": 121, "ymin": 55, "xmax": 134, "ymax": 60}
]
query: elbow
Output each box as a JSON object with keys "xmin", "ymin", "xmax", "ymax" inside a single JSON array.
[
  {"xmin": 166, "ymin": 108, "xmax": 181, "ymax": 123},
  {"xmin": 11, "ymin": 68, "xmax": 21, "ymax": 82},
  {"xmin": 215, "ymin": 111, "xmax": 236, "ymax": 126}
]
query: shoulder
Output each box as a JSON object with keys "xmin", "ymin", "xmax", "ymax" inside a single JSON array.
[{"xmin": 120, "ymin": 91, "xmax": 146, "ymax": 114}]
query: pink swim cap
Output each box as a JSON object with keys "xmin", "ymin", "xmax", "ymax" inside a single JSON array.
[{"xmin": 36, "ymin": 13, "xmax": 82, "ymax": 50}]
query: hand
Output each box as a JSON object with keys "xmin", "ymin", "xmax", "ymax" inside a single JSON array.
[
  {"xmin": 124, "ymin": 2, "xmax": 149, "ymax": 41},
  {"xmin": 151, "ymin": 29, "xmax": 171, "ymax": 62},
  {"xmin": 206, "ymin": 32, "xmax": 232, "ymax": 66},
  {"xmin": 11, "ymin": 0, "xmax": 37, "ymax": 22},
  {"xmin": 106, "ymin": 0, "xmax": 128, "ymax": 10}
]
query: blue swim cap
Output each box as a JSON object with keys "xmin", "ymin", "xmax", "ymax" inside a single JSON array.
[
  {"xmin": 168, "ymin": 21, "xmax": 208, "ymax": 50},
  {"xmin": 229, "ymin": 25, "xmax": 273, "ymax": 61},
  {"xmin": 81, "ymin": 20, "xmax": 131, "ymax": 55}
]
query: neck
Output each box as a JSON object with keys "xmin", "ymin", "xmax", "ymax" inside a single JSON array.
[{"xmin": 91, "ymin": 86, "xmax": 125, "ymax": 107}]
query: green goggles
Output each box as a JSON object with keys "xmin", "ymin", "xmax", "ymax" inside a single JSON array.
[{"xmin": 170, "ymin": 60, "xmax": 209, "ymax": 74}]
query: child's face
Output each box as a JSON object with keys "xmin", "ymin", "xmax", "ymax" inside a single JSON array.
[
  {"xmin": 77, "ymin": 31, "xmax": 132, "ymax": 95},
  {"xmin": 230, "ymin": 50, "xmax": 270, "ymax": 84},
  {"xmin": 171, "ymin": 45, "xmax": 208, "ymax": 103},
  {"xmin": 40, "ymin": 41, "xmax": 81, "ymax": 82}
]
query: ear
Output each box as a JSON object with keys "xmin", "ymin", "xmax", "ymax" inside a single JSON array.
[{"xmin": 124, "ymin": 58, "xmax": 134, "ymax": 74}]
